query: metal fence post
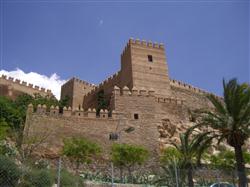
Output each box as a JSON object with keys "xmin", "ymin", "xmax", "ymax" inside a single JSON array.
[
  {"xmin": 174, "ymin": 158, "xmax": 179, "ymax": 187},
  {"xmin": 57, "ymin": 157, "xmax": 62, "ymax": 187},
  {"xmin": 111, "ymin": 162, "xmax": 114, "ymax": 187}
]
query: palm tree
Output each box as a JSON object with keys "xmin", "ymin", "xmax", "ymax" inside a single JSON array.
[
  {"xmin": 196, "ymin": 78, "xmax": 250, "ymax": 187},
  {"xmin": 172, "ymin": 129, "xmax": 213, "ymax": 187}
]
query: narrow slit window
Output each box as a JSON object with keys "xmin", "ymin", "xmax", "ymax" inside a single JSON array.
[
  {"xmin": 134, "ymin": 113, "xmax": 139, "ymax": 120},
  {"xmin": 148, "ymin": 55, "xmax": 153, "ymax": 62}
]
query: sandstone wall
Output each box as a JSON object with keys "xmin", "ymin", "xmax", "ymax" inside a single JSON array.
[
  {"xmin": 0, "ymin": 75, "xmax": 53, "ymax": 99},
  {"xmin": 124, "ymin": 39, "xmax": 171, "ymax": 97},
  {"xmin": 110, "ymin": 86, "xmax": 160, "ymax": 153},
  {"xmin": 25, "ymin": 112, "xmax": 118, "ymax": 156},
  {"xmin": 73, "ymin": 38, "xmax": 174, "ymax": 111},
  {"xmin": 83, "ymin": 72, "xmax": 121, "ymax": 110},
  {"xmin": 170, "ymin": 79, "xmax": 215, "ymax": 110},
  {"xmin": 61, "ymin": 77, "xmax": 95, "ymax": 110},
  {"xmin": 120, "ymin": 43, "xmax": 133, "ymax": 89},
  {"xmin": 25, "ymin": 97, "xmax": 163, "ymax": 158},
  {"xmin": 24, "ymin": 82, "xmax": 210, "ymax": 160}
]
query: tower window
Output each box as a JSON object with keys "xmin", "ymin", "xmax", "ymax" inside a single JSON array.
[
  {"xmin": 148, "ymin": 55, "xmax": 153, "ymax": 62},
  {"xmin": 134, "ymin": 113, "xmax": 139, "ymax": 120}
]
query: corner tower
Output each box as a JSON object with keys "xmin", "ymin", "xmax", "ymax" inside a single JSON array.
[{"xmin": 120, "ymin": 38, "xmax": 171, "ymax": 96}]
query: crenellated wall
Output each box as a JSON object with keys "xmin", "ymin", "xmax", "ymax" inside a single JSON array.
[
  {"xmin": 110, "ymin": 85, "xmax": 188, "ymax": 123},
  {"xmin": 61, "ymin": 77, "xmax": 96, "ymax": 110},
  {"xmin": 169, "ymin": 79, "xmax": 217, "ymax": 110},
  {"xmin": 0, "ymin": 74, "xmax": 53, "ymax": 99},
  {"xmin": 32, "ymin": 103, "xmax": 117, "ymax": 119},
  {"xmin": 170, "ymin": 79, "xmax": 211, "ymax": 95},
  {"xmin": 23, "ymin": 38, "xmax": 220, "ymax": 160},
  {"xmin": 25, "ymin": 84, "xmax": 190, "ymax": 158},
  {"xmin": 25, "ymin": 98, "xmax": 162, "ymax": 157},
  {"xmin": 83, "ymin": 71, "xmax": 121, "ymax": 109}
]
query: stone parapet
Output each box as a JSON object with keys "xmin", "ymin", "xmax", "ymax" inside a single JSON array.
[
  {"xmin": 68, "ymin": 77, "xmax": 96, "ymax": 88},
  {"xmin": 156, "ymin": 97, "xmax": 184, "ymax": 105},
  {"xmin": 113, "ymin": 85, "xmax": 156, "ymax": 97},
  {"xmin": 170, "ymin": 79, "xmax": 221, "ymax": 99},
  {"xmin": 29, "ymin": 103, "xmax": 117, "ymax": 119},
  {"xmin": 0, "ymin": 74, "xmax": 53, "ymax": 95},
  {"xmin": 121, "ymin": 38, "xmax": 165, "ymax": 62}
]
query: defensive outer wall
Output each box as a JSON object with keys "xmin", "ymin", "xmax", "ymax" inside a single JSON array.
[
  {"xmin": 24, "ymin": 39, "xmax": 217, "ymax": 158},
  {"xmin": 0, "ymin": 75, "xmax": 53, "ymax": 99}
]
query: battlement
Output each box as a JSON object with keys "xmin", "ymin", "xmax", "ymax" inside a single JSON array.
[
  {"xmin": 83, "ymin": 71, "xmax": 121, "ymax": 107},
  {"xmin": 170, "ymin": 79, "xmax": 222, "ymax": 99},
  {"xmin": 170, "ymin": 79, "xmax": 207, "ymax": 94},
  {"xmin": 112, "ymin": 85, "xmax": 184, "ymax": 106},
  {"xmin": 121, "ymin": 38, "xmax": 165, "ymax": 58},
  {"xmin": 64, "ymin": 77, "xmax": 96, "ymax": 88},
  {"xmin": 93, "ymin": 71, "xmax": 121, "ymax": 92},
  {"xmin": 0, "ymin": 74, "xmax": 52, "ymax": 94},
  {"xmin": 112, "ymin": 85, "xmax": 155, "ymax": 97},
  {"xmin": 156, "ymin": 97, "xmax": 184, "ymax": 105},
  {"xmin": 28, "ymin": 103, "xmax": 119, "ymax": 119}
]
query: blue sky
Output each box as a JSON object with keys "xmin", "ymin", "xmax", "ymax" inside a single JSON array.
[{"xmin": 0, "ymin": 0, "xmax": 249, "ymax": 96}]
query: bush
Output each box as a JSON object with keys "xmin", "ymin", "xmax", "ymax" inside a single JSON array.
[
  {"xmin": 60, "ymin": 169, "xmax": 84, "ymax": 187},
  {"xmin": 19, "ymin": 168, "xmax": 54, "ymax": 187},
  {"xmin": 0, "ymin": 155, "xmax": 21, "ymax": 186},
  {"xmin": 0, "ymin": 140, "xmax": 17, "ymax": 157}
]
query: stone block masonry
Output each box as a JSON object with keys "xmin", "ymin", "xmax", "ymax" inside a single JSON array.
[
  {"xmin": 0, "ymin": 75, "xmax": 53, "ymax": 99},
  {"xmin": 24, "ymin": 38, "xmax": 217, "ymax": 159}
]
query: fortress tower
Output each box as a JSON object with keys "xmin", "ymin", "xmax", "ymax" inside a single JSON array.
[
  {"xmin": 120, "ymin": 39, "xmax": 171, "ymax": 96},
  {"xmin": 61, "ymin": 39, "xmax": 173, "ymax": 109},
  {"xmin": 61, "ymin": 77, "xmax": 95, "ymax": 110}
]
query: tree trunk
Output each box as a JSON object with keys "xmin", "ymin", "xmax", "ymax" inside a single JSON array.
[
  {"xmin": 234, "ymin": 145, "xmax": 247, "ymax": 187},
  {"xmin": 187, "ymin": 167, "xmax": 194, "ymax": 187},
  {"xmin": 197, "ymin": 154, "xmax": 202, "ymax": 167}
]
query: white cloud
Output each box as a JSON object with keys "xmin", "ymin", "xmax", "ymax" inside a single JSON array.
[{"xmin": 0, "ymin": 68, "xmax": 66, "ymax": 99}]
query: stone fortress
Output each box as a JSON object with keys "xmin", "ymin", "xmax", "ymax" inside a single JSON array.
[{"xmin": 7, "ymin": 39, "xmax": 218, "ymax": 157}]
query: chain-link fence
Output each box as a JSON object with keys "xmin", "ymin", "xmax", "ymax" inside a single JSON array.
[{"xmin": 0, "ymin": 155, "xmax": 249, "ymax": 187}]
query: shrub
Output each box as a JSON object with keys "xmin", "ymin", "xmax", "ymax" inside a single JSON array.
[
  {"xmin": 60, "ymin": 169, "xmax": 84, "ymax": 187},
  {"xmin": 20, "ymin": 168, "xmax": 54, "ymax": 187},
  {"xmin": 62, "ymin": 137, "xmax": 101, "ymax": 172},
  {"xmin": 0, "ymin": 140, "xmax": 17, "ymax": 157},
  {"xmin": 0, "ymin": 155, "xmax": 21, "ymax": 186}
]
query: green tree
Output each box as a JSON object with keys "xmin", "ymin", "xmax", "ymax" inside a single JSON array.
[
  {"xmin": 171, "ymin": 130, "xmax": 213, "ymax": 187},
  {"xmin": 96, "ymin": 90, "xmax": 109, "ymax": 116},
  {"xmin": 59, "ymin": 95, "xmax": 70, "ymax": 113},
  {"xmin": 160, "ymin": 147, "xmax": 182, "ymax": 164},
  {"xmin": 111, "ymin": 143, "xmax": 149, "ymax": 182},
  {"xmin": 31, "ymin": 93, "xmax": 59, "ymax": 111},
  {"xmin": 0, "ymin": 93, "xmax": 68, "ymax": 147},
  {"xmin": 195, "ymin": 79, "xmax": 250, "ymax": 187},
  {"xmin": 0, "ymin": 96, "xmax": 23, "ymax": 142},
  {"xmin": 156, "ymin": 147, "xmax": 186, "ymax": 187},
  {"xmin": 0, "ymin": 96, "xmax": 23, "ymax": 131},
  {"xmin": 0, "ymin": 155, "xmax": 21, "ymax": 186},
  {"xmin": 62, "ymin": 137, "xmax": 101, "ymax": 175},
  {"xmin": 208, "ymin": 149, "xmax": 250, "ymax": 170}
]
